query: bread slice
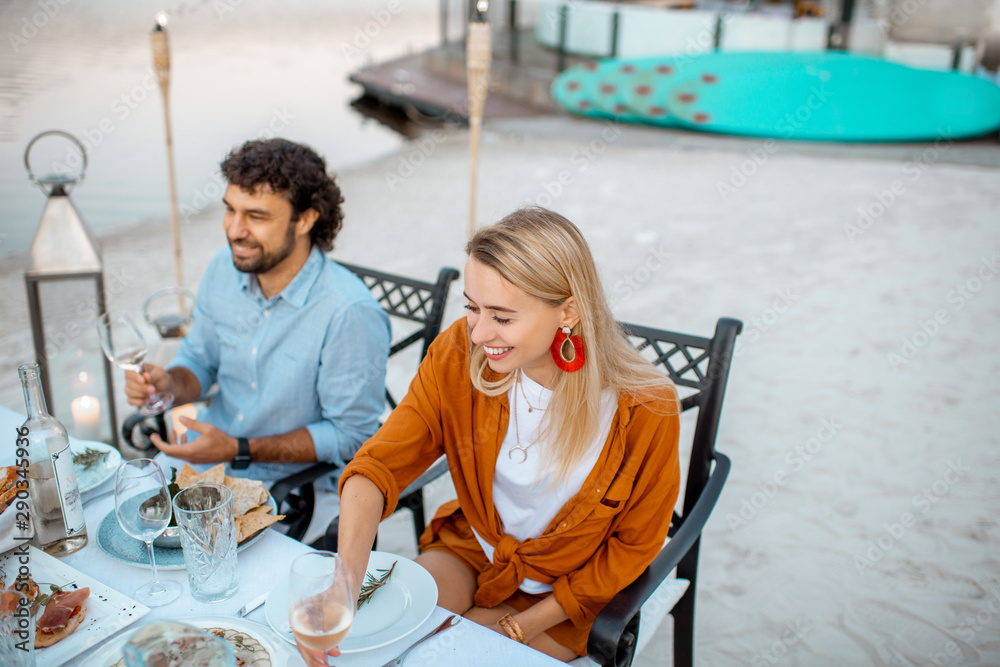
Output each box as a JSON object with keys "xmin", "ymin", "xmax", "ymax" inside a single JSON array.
[
  {"xmin": 235, "ymin": 505, "xmax": 284, "ymax": 544},
  {"xmin": 176, "ymin": 463, "xmax": 225, "ymax": 488},
  {"xmin": 224, "ymin": 475, "xmax": 269, "ymax": 517},
  {"xmin": 0, "ymin": 466, "xmax": 19, "ymax": 494},
  {"xmin": 0, "ymin": 484, "xmax": 20, "ymax": 509}
]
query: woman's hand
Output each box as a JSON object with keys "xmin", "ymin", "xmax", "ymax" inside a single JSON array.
[{"xmin": 294, "ymin": 641, "xmax": 340, "ymax": 667}]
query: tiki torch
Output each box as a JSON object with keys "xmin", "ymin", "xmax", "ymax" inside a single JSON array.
[
  {"xmin": 151, "ymin": 11, "xmax": 185, "ymax": 297},
  {"xmin": 466, "ymin": 0, "xmax": 491, "ymax": 238}
]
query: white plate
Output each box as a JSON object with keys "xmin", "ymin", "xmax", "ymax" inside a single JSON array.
[
  {"xmin": 71, "ymin": 440, "xmax": 121, "ymax": 494},
  {"xmin": 0, "ymin": 439, "xmax": 120, "ymax": 495},
  {"xmin": 265, "ymin": 551, "xmax": 438, "ymax": 654},
  {"xmin": 0, "ymin": 544, "xmax": 150, "ymax": 667},
  {"xmin": 78, "ymin": 615, "xmax": 302, "ymax": 667}
]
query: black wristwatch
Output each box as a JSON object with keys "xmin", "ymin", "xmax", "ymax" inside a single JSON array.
[{"xmin": 232, "ymin": 437, "xmax": 252, "ymax": 470}]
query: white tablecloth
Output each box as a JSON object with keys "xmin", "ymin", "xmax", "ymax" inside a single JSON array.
[{"xmin": 1, "ymin": 405, "xmax": 565, "ymax": 667}]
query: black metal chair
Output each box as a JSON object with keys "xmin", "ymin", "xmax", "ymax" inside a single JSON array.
[
  {"xmin": 121, "ymin": 411, "xmax": 168, "ymax": 454},
  {"xmin": 270, "ymin": 263, "xmax": 460, "ymax": 542},
  {"xmin": 587, "ymin": 317, "xmax": 741, "ymax": 667},
  {"xmin": 323, "ymin": 315, "xmax": 741, "ymax": 666}
]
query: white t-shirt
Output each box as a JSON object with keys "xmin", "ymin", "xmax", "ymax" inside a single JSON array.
[{"xmin": 472, "ymin": 371, "xmax": 617, "ymax": 594}]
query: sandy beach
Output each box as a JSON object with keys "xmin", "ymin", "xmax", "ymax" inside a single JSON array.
[{"xmin": 2, "ymin": 110, "xmax": 999, "ymax": 665}]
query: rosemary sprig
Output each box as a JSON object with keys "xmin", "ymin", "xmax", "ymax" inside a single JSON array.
[
  {"xmin": 72, "ymin": 447, "xmax": 108, "ymax": 471},
  {"xmin": 30, "ymin": 582, "xmax": 75, "ymax": 617},
  {"xmin": 357, "ymin": 561, "xmax": 396, "ymax": 609}
]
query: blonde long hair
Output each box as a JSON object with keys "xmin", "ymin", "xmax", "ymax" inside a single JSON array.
[{"xmin": 466, "ymin": 207, "xmax": 677, "ymax": 480}]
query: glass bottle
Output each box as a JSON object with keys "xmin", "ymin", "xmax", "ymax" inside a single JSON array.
[{"xmin": 18, "ymin": 363, "xmax": 88, "ymax": 556}]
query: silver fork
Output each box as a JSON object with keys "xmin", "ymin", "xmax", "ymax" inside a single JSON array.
[{"xmin": 378, "ymin": 615, "xmax": 460, "ymax": 667}]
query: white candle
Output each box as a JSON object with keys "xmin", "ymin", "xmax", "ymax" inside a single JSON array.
[
  {"xmin": 170, "ymin": 404, "xmax": 198, "ymax": 439},
  {"xmin": 71, "ymin": 395, "xmax": 101, "ymax": 440}
]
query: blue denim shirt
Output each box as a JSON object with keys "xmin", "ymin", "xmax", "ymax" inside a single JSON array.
[{"xmin": 169, "ymin": 246, "xmax": 390, "ymax": 482}]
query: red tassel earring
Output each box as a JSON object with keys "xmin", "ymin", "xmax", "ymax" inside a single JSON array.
[{"xmin": 551, "ymin": 326, "xmax": 585, "ymax": 372}]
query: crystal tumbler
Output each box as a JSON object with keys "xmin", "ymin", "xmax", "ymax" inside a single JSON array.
[{"xmin": 172, "ymin": 483, "xmax": 239, "ymax": 603}]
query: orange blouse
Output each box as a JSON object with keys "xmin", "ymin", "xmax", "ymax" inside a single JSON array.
[{"xmin": 340, "ymin": 318, "xmax": 681, "ymax": 633}]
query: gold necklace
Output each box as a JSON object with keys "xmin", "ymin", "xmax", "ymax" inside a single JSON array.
[
  {"xmin": 517, "ymin": 370, "xmax": 545, "ymax": 413},
  {"xmin": 509, "ymin": 380, "xmax": 534, "ymax": 464}
]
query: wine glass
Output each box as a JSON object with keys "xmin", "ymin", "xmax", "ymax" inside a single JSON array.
[
  {"xmin": 123, "ymin": 621, "xmax": 234, "ymax": 667},
  {"xmin": 288, "ymin": 552, "xmax": 354, "ymax": 661},
  {"xmin": 97, "ymin": 311, "xmax": 173, "ymax": 415},
  {"xmin": 115, "ymin": 459, "xmax": 182, "ymax": 606},
  {"xmin": 143, "ymin": 286, "xmax": 196, "ymax": 339}
]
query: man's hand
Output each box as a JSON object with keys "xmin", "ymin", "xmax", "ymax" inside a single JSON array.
[
  {"xmin": 294, "ymin": 641, "xmax": 340, "ymax": 667},
  {"xmin": 124, "ymin": 364, "xmax": 172, "ymax": 407},
  {"xmin": 151, "ymin": 416, "xmax": 238, "ymax": 464}
]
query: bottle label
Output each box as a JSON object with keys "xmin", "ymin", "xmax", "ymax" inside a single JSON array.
[{"xmin": 51, "ymin": 447, "xmax": 85, "ymax": 537}]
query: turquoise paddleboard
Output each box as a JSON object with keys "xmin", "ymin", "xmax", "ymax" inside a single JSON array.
[
  {"xmin": 552, "ymin": 52, "xmax": 1000, "ymax": 142},
  {"xmin": 551, "ymin": 59, "xmax": 684, "ymax": 126}
]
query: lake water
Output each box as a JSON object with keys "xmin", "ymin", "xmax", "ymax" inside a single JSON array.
[{"xmin": 0, "ymin": 0, "xmax": 441, "ymax": 257}]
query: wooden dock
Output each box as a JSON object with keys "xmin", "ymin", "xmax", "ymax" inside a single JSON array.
[{"xmin": 348, "ymin": 30, "xmax": 590, "ymax": 122}]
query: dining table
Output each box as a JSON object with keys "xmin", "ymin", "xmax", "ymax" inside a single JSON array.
[{"xmin": 1, "ymin": 405, "xmax": 568, "ymax": 666}]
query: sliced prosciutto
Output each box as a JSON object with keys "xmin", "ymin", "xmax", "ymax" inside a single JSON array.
[{"xmin": 35, "ymin": 587, "xmax": 89, "ymax": 648}]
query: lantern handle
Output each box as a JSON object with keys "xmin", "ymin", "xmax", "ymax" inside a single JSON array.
[{"xmin": 23, "ymin": 130, "xmax": 88, "ymax": 193}]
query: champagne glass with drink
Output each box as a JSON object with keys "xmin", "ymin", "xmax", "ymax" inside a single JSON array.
[
  {"xmin": 288, "ymin": 552, "xmax": 354, "ymax": 663},
  {"xmin": 97, "ymin": 311, "xmax": 173, "ymax": 415},
  {"xmin": 115, "ymin": 459, "xmax": 181, "ymax": 606}
]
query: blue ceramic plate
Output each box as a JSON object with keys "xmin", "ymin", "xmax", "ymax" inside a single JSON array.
[{"xmin": 96, "ymin": 493, "xmax": 278, "ymax": 570}]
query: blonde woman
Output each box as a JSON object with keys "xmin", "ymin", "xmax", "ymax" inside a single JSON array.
[{"xmin": 318, "ymin": 207, "xmax": 681, "ymax": 664}]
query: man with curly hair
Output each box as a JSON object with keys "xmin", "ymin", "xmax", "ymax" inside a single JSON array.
[{"xmin": 124, "ymin": 138, "xmax": 390, "ymax": 482}]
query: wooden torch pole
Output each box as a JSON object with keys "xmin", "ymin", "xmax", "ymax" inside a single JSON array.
[
  {"xmin": 151, "ymin": 12, "xmax": 185, "ymax": 304},
  {"xmin": 466, "ymin": 1, "xmax": 491, "ymax": 239}
]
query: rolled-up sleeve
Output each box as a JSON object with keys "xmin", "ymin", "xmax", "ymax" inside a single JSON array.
[{"xmin": 308, "ymin": 299, "xmax": 390, "ymax": 467}]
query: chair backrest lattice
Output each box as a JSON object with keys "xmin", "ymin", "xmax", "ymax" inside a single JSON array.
[
  {"xmin": 339, "ymin": 262, "xmax": 460, "ymax": 409},
  {"xmin": 359, "ymin": 276, "xmax": 438, "ymax": 323},
  {"xmin": 587, "ymin": 317, "xmax": 741, "ymax": 667},
  {"xmin": 620, "ymin": 318, "xmax": 739, "ymax": 535},
  {"xmin": 622, "ymin": 322, "xmax": 711, "ymax": 410}
]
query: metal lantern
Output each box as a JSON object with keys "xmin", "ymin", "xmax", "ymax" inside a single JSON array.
[{"xmin": 23, "ymin": 130, "xmax": 119, "ymax": 447}]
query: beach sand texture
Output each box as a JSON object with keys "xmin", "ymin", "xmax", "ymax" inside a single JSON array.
[{"xmin": 3, "ymin": 117, "xmax": 999, "ymax": 665}]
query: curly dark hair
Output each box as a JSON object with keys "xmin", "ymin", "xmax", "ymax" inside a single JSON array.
[{"xmin": 220, "ymin": 138, "xmax": 344, "ymax": 252}]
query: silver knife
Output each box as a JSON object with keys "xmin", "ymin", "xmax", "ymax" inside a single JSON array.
[
  {"xmin": 235, "ymin": 591, "xmax": 269, "ymax": 618},
  {"xmin": 378, "ymin": 615, "xmax": 460, "ymax": 667}
]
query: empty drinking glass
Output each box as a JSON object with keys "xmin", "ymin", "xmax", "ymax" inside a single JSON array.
[
  {"xmin": 115, "ymin": 459, "xmax": 181, "ymax": 606},
  {"xmin": 172, "ymin": 483, "xmax": 239, "ymax": 603},
  {"xmin": 0, "ymin": 594, "xmax": 34, "ymax": 666}
]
